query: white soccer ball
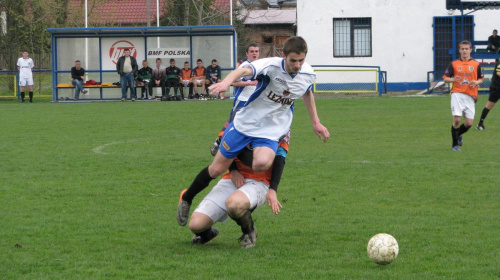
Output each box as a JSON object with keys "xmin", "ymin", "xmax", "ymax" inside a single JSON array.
[{"xmin": 367, "ymin": 233, "xmax": 399, "ymax": 265}]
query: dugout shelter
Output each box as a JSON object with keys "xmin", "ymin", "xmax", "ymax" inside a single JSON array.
[{"xmin": 47, "ymin": 26, "xmax": 237, "ymax": 101}]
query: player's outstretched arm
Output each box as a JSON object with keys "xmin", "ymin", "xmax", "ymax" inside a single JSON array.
[
  {"xmin": 302, "ymin": 90, "xmax": 330, "ymax": 142},
  {"xmin": 208, "ymin": 67, "xmax": 253, "ymax": 95}
]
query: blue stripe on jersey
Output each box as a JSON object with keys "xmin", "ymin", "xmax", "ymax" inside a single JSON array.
[
  {"xmin": 290, "ymin": 102, "xmax": 294, "ymax": 114},
  {"xmin": 250, "ymin": 64, "xmax": 257, "ymax": 80},
  {"xmin": 242, "ymin": 74, "xmax": 271, "ymax": 107},
  {"xmin": 232, "ymin": 85, "xmax": 245, "ymax": 98}
]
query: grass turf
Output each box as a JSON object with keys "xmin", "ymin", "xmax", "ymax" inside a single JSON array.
[{"xmin": 0, "ymin": 95, "xmax": 499, "ymax": 279}]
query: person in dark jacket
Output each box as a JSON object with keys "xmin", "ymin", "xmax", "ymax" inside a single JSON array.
[
  {"xmin": 71, "ymin": 60, "xmax": 88, "ymax": 101},
  {"xmin": 165, "ymin": 58, "xmax": 182, "ymax": 101},
  {"xmin": 116, "ymin": 49, "xmax": 138, "ymax": 101},
  {"xmin": 137, "ymin": 60, "xmax": 153, "ymax": 99},
  {"xmin": 206, "ymin": 59, "xmax": 222, "ymax": 98}
]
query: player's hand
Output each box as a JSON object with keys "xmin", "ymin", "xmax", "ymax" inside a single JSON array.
[
  {"xmin": 208, "ymin": 81, "xmax": 230, "ymax": 95},
  {"xmin": 452, "ymin": 76, "xmax": 461, "ymax": 82},
  {"xmin": 313, "ymin": 122, "xmax": 330, "ymax": 142},
  {"xmin": 230, "ymin": 170, "xmax": 245, "ymax": 188},
  {"xmin": 470, "ymin": 80, "xmax": 480, "ymax": 88},
  {"xmin": 266, "ymin": 189, "xmax": 282, "ymax": 214}
]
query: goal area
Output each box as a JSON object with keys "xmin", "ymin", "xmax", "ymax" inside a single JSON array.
[{"xmin": 312, "ymin": 65, "xmax": 386, "ymax": 95}]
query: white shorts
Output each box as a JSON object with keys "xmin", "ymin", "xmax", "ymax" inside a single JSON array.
[
  {"xmin": 195, "ymin": 79, "xmax": 204, "ymax": 84},
  {"xmin": 19, "ymin": 77, "xmax": 34, "ymax": 87},
  {"xmin": 451, "ymin": 92, "xmax": 475, "ymax": 119},
  {"xmin": 193, "ymin": 178, "xmax": 269, "ymax": 223}
]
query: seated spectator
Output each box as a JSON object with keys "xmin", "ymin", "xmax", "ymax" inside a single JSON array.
[
  {"xmin": 165, "ymin": 58, "xmax": 182, "ymax": 101},
  {"xmin": 488, "ymin": 29, "xmax": 500, "ymax": 54},
  {"xmin": 192, "ymin": 59, "xmax": 206, "ymax": 100},
  {"xmin": 206, "ymin": 59, "xmax": 222, "ymax": 98},
  {"xmin": 149, "ymin": 58, "xmax": 166, "ymax": 99},
  {"xmin": 180, "ymin": 61, "xmax": 194, "ymax": 99},
  {"xmin": 137, "ymin": 60, "xmax": 153, "ymax": 100},
  {"xmin": 71, "ymin": 60, "xmax": 88, "ymax": 101}
]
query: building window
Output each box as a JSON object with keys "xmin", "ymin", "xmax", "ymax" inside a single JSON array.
[
  {"xmin": 263, "ymin": 36, "xmax": 273, "ymax": 44},
  {"xmin": 333, "ymin": 18, "xmax": 372, "ymax": 57}
]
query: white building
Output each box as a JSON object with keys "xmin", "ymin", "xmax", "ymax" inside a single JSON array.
[{"xmin": 297, "ymin": 0, "xmax": 500, "ymax": 91}]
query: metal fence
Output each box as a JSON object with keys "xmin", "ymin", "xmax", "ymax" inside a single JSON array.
[{"xmin": 0, "ymin": 70, "xmax": 52, "ymax": 98}]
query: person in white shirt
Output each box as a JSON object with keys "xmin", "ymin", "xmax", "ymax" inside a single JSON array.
[
  {"xmin": 177, "ymin": 37, "xmax": 330, "ymax": 227},
  {"xmin": 16, "ymin": 51, "xmax": 35, "ymax": 103}
]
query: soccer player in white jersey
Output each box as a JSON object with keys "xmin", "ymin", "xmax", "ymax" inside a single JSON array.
[
  {"xmin": 16, "ymin": 51, "xmax": 35, "ymax": 103},
  {"xmin": 210, "ymin": 43, "xmax": 260, "ymax": 156},
  {"xmin": 177, "ymin": 36, "xmax": 329, "ymax": 226}
]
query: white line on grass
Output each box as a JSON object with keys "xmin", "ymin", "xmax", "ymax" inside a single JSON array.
[{"xmin": 92, "ymin": 139, "xmax": 142, "ymax": 155}]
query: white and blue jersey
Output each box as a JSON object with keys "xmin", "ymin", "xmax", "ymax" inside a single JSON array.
[
  {"xmin": 233, "ymin": 57, "xmax": 316, "ymax": 141},
  {"xmin": 232, "ymin": 60, "xmax": 256, "ymax": 102},
  {"xmin": 17, "ymin": 57, "xmax": 34, "ymax": 79}
]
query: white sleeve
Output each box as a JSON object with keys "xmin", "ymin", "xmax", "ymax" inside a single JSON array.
[
  {"xmin": 248, "ymin": 57, "xmax": 281, "ymax": 80},
  {"xmin": 16, "ymin": 58, "xmax": 20, "ymax": 67}
]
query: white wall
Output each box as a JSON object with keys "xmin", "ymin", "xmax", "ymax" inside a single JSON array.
[{"xmin": 297, "ymin": 0, "xmax": 499, "ymax": 86}]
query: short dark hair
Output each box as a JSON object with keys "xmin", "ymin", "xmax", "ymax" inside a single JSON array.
[
  {"xmin": 143, "ymin": 59, "xmax": 148, "ymax": 63},
  {"xmin": 75, "ymin": 60, "xmax": 81, "ymax": 63},
  {"xmin": 156, "ymin": 58, "xmax": 162, "ymax": 62},
  {"xmin": 197, "ymin": 59, "xmax": 202, "ymax": 63},
  {"xmin": 170, "ymin": 58, "xmax": 175, "ymax": 63},
  {"xmin": 283, "ymin": 36, "xmax": 308, "ymax": 56},
  {"xmin": 124, "ymin": 49, "xmax": 130, "ymax": 52},
  {"xmin": 211, "ymin": 59, "xmax": 217, "ymax": 63},
  {"xmin": 494, "ymin": 29, "xmax": 498, "ymax": 33},
  {"xmin": 246, "ymin": 43, "xmax": 258, "ymax": 52},
  {"xmin": 184, "ymin": 61, "xmax": 189, "ymax": 64}
]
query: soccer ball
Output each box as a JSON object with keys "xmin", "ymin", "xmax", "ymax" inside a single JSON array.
[{"xmin": 367, "ymin": 233, "xmax": 399, "ymax": 265}]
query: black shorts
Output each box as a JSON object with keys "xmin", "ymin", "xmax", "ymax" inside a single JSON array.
[{"xmin": 488, "ymin": 87, "xmax": 500, "ymax": 103}]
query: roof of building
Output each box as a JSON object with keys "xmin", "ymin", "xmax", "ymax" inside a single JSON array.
[
  {"xmin": 68, "ymin": 0, "xmax": 169, "ymax": 25},
  {"xmin": 243, "ymin": 9, "xmax": 296, "ymax": 25}
]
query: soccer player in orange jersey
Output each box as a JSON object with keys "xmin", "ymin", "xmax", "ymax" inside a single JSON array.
[{"xmin": 443, "ymin": 41, "xmax": 484, "ymax": 151}]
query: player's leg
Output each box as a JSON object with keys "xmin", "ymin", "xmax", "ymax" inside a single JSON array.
[
  {"xmin": 226, "ymin": 180, "xmax": 269, "ymax": 248},
  {"xmin": 19, "ymin": 82, "xmax": 26, "ymax": 102},
  {"xmin": 478, "ymin": 88, "xmax": 500, "ymax": 130},
  {"xmin": 450, "ymin": 93, "xmax": 464, "ymax": 150},
  {"xmin": 189, "ymin": 179, "xmax": 236, "ymax": 244},
  {"xmin": 28, "ymin": 80, "xmax": 34, "ymax": 102},
  {"xmin": 177, "ymin": 124, "xmax": 252, "ymax": 226},
  {"xmin": 456, "ymin": 97, "xmax": 475, "ymax": 148},
  {"xmin": 251, "ymin": 145, "xmax": 277, "ymax": 172}
]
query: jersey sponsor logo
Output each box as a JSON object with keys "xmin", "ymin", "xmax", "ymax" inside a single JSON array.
[
  {"xmin": 274, "ymin": 77, "xmax": 287, "ymax": 85},
  {"xmin": 267, "ymin": 91, "xmax": 294, "ymax": 105},
  {"xmin": 109, "ymin": 40, "xmax": 137, "ymax": 65},
  {"xmin": 222, "ymin": 141, "xmax": 230, "ymax": 151},
  {"xmin": 458, "ymin": 66, "xmax": 462, "ymax": 72}
]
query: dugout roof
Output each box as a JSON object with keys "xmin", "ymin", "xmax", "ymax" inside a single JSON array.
[{"xmin": 47, "ymin": 25, "xmax": 236, "ymax": 37}]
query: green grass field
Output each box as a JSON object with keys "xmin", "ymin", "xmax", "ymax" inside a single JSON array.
[{"xmin": 1, "ymin": 95, "xmax": 499, "ymax": 279}]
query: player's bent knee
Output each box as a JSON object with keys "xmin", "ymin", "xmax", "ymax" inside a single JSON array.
[
  {"xmin": 252, "ymin": 160, "xmax": 273, "ymax": 173},
  {"xmin": 189, "ymin": 214, "xmax": 211, "ymax": 233},
  {"xmin": 226, "ymin": 191, "xmax": 250, "ymax": 217}
]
